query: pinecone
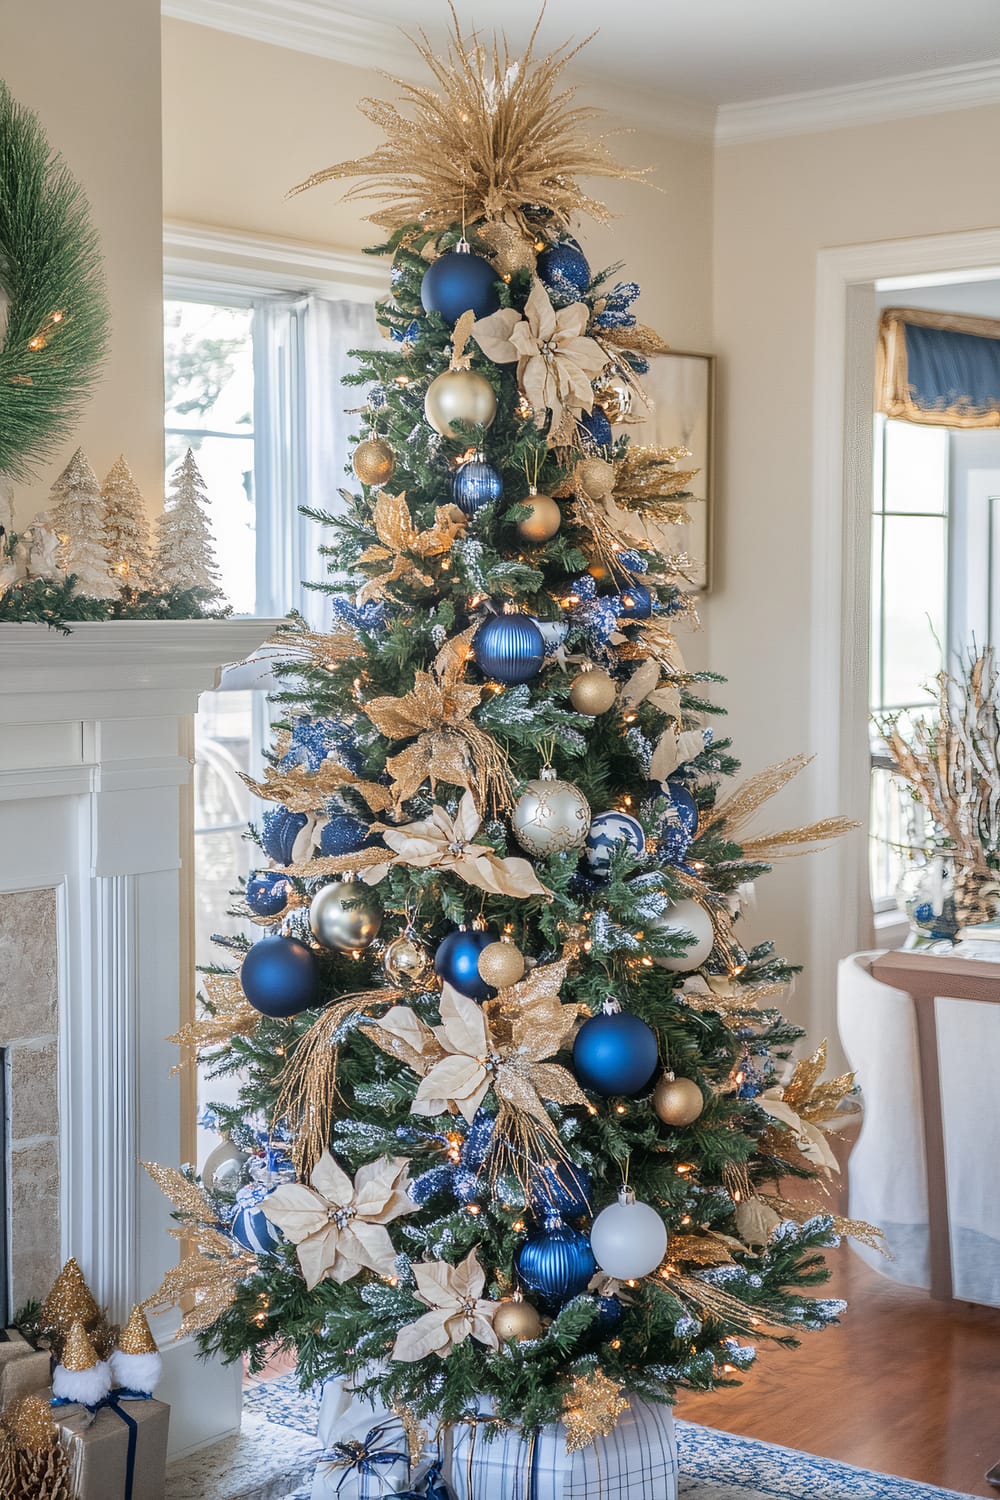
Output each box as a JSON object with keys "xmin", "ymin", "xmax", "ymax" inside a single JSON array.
[
  {"xmin": 15, "ymin": 1443, "xmax": 73, "ymax": 1500},
  {"xmin": 0, "ymin": 1432, "xmax": 17, "ymax": 1496}
]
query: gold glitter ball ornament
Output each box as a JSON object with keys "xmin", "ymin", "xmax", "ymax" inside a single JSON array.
[
  {"xmin": 512, "ymin": 766, "xmax": 591, "ymax": 856},
  {"xmin": 352, "ymin": 436, "xmax": 395, "ymax": 488},
  {"xmin": 577, "ymin": 456, "xmax": 616, "ymax": 500},
  {"xmin": 41, "ymin": 1257, "xmax": 100, "ymax": 1335},
  {"xmin": 424, "ymin": 369, "xmax": 497, "ymax": 438},
  {"xmin": 383, "ymin": 932, "xmax": 433, "ymax": 987},
  {"xmin": 493, "ymin": 1295, "xmax": 543, "ymax": 1342},
  {"xmin": 118, "ymin": 1305, "xmax": 158, "ymax": 1356},
  {"xmin": 477, "ymin": 938, "xmax": 526, "ymax": 989},
  {"xmin": 570, "ymin": 666, "xmax": 617, "ymax": 716},
  {"xmin": 653, "ymin": 1072, "xmax": 705, "ymax": 1127},
  {"xmin": 516, "ymin": 491, "xmax": 561, "ymax": 543}
]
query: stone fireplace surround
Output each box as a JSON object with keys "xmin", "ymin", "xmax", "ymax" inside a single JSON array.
[{"xmin": 0, "ymin": 619, "xmax": 274, "ymax": 1458}]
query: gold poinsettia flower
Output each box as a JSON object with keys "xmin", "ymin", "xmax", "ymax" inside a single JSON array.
[
  {"xmin": 261, "ymin": 1151, "xmax": 415, "ymax": 1290},
  {"xmin": 473, "ymin": 280, "xmax": 608, "ymax": 436},
  {"xmin": 357, "ymin": 490, "xmax": 466, "ymax": 603},
  {"xmin": 756, "ymin": 1044, "xmax": 856, "ymax": 1177},
  {"xmin": 365, "ymin": 791, "xmax": 550, "ymax": 900},
  {"xmin": 392, "ymin": 1249, "xmax": 499, "ymax": 1363}
]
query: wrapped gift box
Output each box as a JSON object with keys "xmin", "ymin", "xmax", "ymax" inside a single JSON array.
[
  {"xmin": 312, "ymin": 1382, "xmax": 412, "ymax": 1499},
  {"xmin": 54, "ymin": 1396, "xmax": 169, "ymax": 1500},
  {"xmin": 0, "ymin": 1328, "xmax": 51, "ymax": 1405}
]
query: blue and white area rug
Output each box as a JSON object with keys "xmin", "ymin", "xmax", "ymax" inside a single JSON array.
[{"xmin": 244, "ymin": 1374, "xmax": 979, "ymax": 1500}]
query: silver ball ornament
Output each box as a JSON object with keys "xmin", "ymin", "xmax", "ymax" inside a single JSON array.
[
  {"xmin": 424, "ymin": 369, "xmax": 497, "ymax": 437},
  {"xmin": 512, "ymin": 768, "xmax": 591, "ymax": 856},
  {"xmin": 309, "ymin": 880, "xmax": 383, "ymax": 955},
  {"xmin": 202, "ymin": 1139, "xmax": 248, "ymax": 1196},
  {"xmin": 590, "ymin": 1187, "xmax": 668, "ymax": 1281}
]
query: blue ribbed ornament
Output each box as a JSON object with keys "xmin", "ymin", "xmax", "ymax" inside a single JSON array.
[
  {"xmin": 618, "ymin": 581, "xmax": 652, "ymax": 620},
  {"xmin": 472, "ymin": 613, "xmax": 545, "ymax": 683},
  {"xmin": 245, "ymin": 871, "xmax": 292, "ymax": 917},
  {"xmin": 578, "ymin": 407, "xmax": 613, "ymax": 452},
  {"xmin": 529, "ymin": 1161, "xmax": 593, "ymax": 1219},
  {"xmin": 421, "ymin": 247, "xmax": 501, "ymax": 324},
  {"xmin": 572, "ymin": 1009, "xmax": 659, "ymax": 1097},
  {"xmin": 434, "ymin": 926, "xmax": 498, "ymax": 1001},
  {"xmin": 319, "ymin": 812, "xmax": 375, "ymax": 859},
  {"xmin": 585, "ymin": 810, "xmax": 646, "ymax": 879},
  {"xmin": 536, "ymin": 241, "xmax": 591, "ymax": 305},
  {"xmin": 260, "ymin": 807, "xmax": 309, "ymax": 865},
  {"xmin": 241, "ymin": 935, "xmax": 319, "ymax": 1018},
  {"xmin": 230, "ymin": 1183, "xmax": 283, "ymax": 1255},
  {"xmin": 516, "ymin": 1217, "xmax": 597, "ymax": 1309},
  {"xmin": 451, "ymin": 458, "xmax": 502, "ymax": 515}
]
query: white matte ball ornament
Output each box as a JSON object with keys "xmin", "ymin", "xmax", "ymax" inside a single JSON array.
[
  {"xmin": 650, "ymin": 897, "xmax": 715, "ymax": 972},
  {"xmin": 590, "ymin": 1187, "xmax": 669, "ymax": 1281}
]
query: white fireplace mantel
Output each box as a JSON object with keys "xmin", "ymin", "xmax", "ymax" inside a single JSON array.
[{"xmin": 0, "ymin": 619, "xmax": 279, "ymax": 1458}]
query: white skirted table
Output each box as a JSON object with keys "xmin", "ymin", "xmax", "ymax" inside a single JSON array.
[{"xmin": 838, "ymin": 949, "xmax": 1000, "ymax": 1306}]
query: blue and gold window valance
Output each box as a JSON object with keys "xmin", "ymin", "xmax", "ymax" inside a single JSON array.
[{"xmin": 877, "ymin": 307, "xmax": 1000, "ymax": 429}]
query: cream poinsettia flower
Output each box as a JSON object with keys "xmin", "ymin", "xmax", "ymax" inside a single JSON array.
[
  {"xmin": 365, "ymin": 791, "xmax": 550, "ymax": 900},
  {"xmin": 261, "ymin": 1151, "xmax": 414, "ymax": 1290},
  {"xmin": 392, "ymin": 1248, "xmax": 499, "ymax": 1362},
  {"xmin": 472, "ymin": 280, "xmax": 608, "ymax": 433}
]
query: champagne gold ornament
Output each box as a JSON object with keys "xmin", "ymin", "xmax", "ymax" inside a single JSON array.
[
  {"xmin": 493, "ymin": 1292, "xmax": 543, "ymax": 1342},
  {"xmin": 352, "ymin": 436, "xmax": 396, "ymax": 487},
  {"xmin": 570, "ymin": 666, "xmax": 617, "ymax": 715},
  {"xmin": 653, "ymin": 1072, "xmax": 705, "ymax": 1127},
  {"xmin": 424, "ymin": 368, "xmax": 497, "ymax": 438},
  {"xmin": 516, "ymin": 489, "xmax": 561, "ymax": 542},
  {"xmin": 477, "ymin": 937, "xmax": 526, "ymax": 989},
  {"xmin": 383, "ymin": 931, "xmax": 433, "ymax": 987},
  {"xmin": 578, "ymin": 456, "xmax": 615, "ymax": 500},
  {"xmin": 309, "ymin": 879, "xmax": 383, "ymax": 954},
  {"xmin": 512, "ymin": 766, "xmax": 591, "ymax": 856},
  {"xmin": 594, "ymin": 377, "xmax": 632, "ymax": 424}
]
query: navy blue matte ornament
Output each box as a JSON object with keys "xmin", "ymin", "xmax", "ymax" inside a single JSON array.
[
  {"xmin": 450, "ymin": 458, "xmax": 502, "ymax": 515},
  {"xmin": 434, "ymin": 926, "xmax": 498, "ymax": 1001},
  {"xmin": 517, "ymin": 1216, "xmax": 597, "ymax": 1309},
  {"xmin": 260, "ymin": 807, "xmax": 309, "ymax": 866},
  {"xmin": 472, "ymin": 613, "xmax": 545, "ymax": 684},
  {"xmin": 319, "ymin": 812, "xmax": 375, "ymax": 859},
  {"xmin": 572, "ymin": 1008, "xmax": 659, "ymax": 1096},
  {"xmin": 421, "ymin": 247, "xmax": 501, "ymax": 324},
  {"xmin": 537, "ymin": 241, "xmax": 591, "ymax": 305},
  {"xmin": 578, "ymin": 407, "xmax": 613, "ymax": 452},
  {"xmin": 618, "ymin": 581, "xmax": 652, "ymax": 620},
  {"xmin": 529, "ymin": 1161, "xmax": 593, "ymax": 1219},
  {"xmin": 241, "ymin": 935, "xmax": 319, "ymax": 1018},
  {"xmin": 585, "ymin": 810, "xmax": 646, "ymax": 879},
  {"xmin": 245, "ymin": 871, "xmax": 292, "ymax": 917}
]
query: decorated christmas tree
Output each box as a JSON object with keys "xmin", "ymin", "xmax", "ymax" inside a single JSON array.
[
  {"xmin": 49, "ymin": 447, "xmax": 116, "ymax": 599},
  {"xmin": 154, "ymin": 448, "xmax": 222, "ymax": 596},
  {"xmin": 101, "ymin": 454, "xmax": 152, "ymax": 591},
  {"xmin": 149, "ymin": 13, "xmax": 871, "ymax": 1462}
]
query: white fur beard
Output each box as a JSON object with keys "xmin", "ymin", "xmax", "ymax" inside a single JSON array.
[
  {"xmin": 52, "ymin": 1359, "xmax": 112, "ymax": 1406},
  {"xmin": 110, "ymin": 1349, "xmax": 162, "ymax": 1394}
]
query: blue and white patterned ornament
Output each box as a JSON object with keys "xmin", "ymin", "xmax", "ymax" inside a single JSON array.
[
  {"xmin": 652, "ymin": 780, "xmax": 698, "ymax": 865},
  {"xmin": 585, "ymin": 810, "xmax": 646, "ymax": 878},
  {"xmin": 618, "ymin": 581, "xmax": 652, "ymax": 620},
  {"xmin": 516, "ymin": 1215, "xmax": 596, "ymax": 1309},
  {"xmin": 536, "ymin": 241, "xmax": 591, "ymax": 306},
  {"xmin": 230, "ymin": 1182, "xmax": 284, "ymax": 1255},
  {"xmin": 319, "ymin": 812, "xmax": 376, "ymax": 859},
  {"xmin": 421, "ymin": 244, "xmax": 501, "ymax": 324},
  {"xmin": 450, "ymin": 457, "xmax": 502, "ymax": 515},
  {"xmin": 472, "ymin": 613, "xmax": 545, "ymax": 684},
  {"xmin": 330, "ymin": 596, "xmax": 386, "ymax": 633},
  {"xmin": 260, "ymin": 807, "xmax": 309, "ymax": 866},
  {"xmin": 577, "ymin": 407, "xmax": 613, "ymax": 452},
  {"xmin": 245, "ymin": 871, "xmax": 292, "ymax": 917}
]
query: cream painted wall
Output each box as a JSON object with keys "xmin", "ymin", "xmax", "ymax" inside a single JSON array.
[
  {"xmin": 712, "ymin": 105, "xmax": 1000, "ymax": 1040},
  {"xmin": 4, "ymin": 0, "xmax": 164, "ymax": 527}
]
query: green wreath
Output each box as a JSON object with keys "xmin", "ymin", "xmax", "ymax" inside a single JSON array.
[{"xmin": 0, "ymin": 78, "xmax": 108, "ymax": 480}]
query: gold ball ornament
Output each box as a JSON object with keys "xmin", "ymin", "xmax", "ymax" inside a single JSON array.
[
  {"xmin": 383, "ymin": 932, "xmax": 433, "ymax": 988},
  {"xmin": 352, "ymin": 436, "xmax": 395, "ymax": 488},
  {"xmin": 652, "ymin": 1072, "xmax": 705, "ymax": 1127},
  {"xmin": 516, "ymin": 490, "xmax": 561, "ymax": 543},
  {"xmin": 425, "ymin": 369, "xmax": 497, "ymax": 438},
  {"xmin": 477, "ymin": 938, "xmax": 526, "ymax": 989},
  {"xmin": 577, "ymin": 456, "xmax": 616, "ymax": 500},
  {"xmin": 493, "ymin": 1295, "xmax": 543, "ymax": 1342},
  {"xmin": 570, "ymin": 667, "xmax": 617, "ymax": 715}
]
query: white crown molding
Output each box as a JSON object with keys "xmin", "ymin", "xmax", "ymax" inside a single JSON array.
[
  {"xmin": 716, "ymin": 57, "xmax": 1000, "ymax": 145},
  {"xmin": 163, "ymin": 220, "xmax": 389, "ymax": 296}
]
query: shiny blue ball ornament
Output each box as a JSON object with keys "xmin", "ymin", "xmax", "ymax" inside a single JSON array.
[
  {"xmin": 619, "ymin": 581, "xmax": 652, "ymax": 620},
  {"xmin": 260, "ymin": 806, "xmax": 309, "ymax": 866},
  {"xmin": 529, "ymin": 1161, "xmax": 593, "ymax": 1219},
  {"xmin": 245, "ymin": 871, "xmax": 292, "ymax": 917},
  {"xmin": 578, "ymin": 407, "xmax": 613, "ymax": 452},
  {"xmin": 537, "ymin": 241, "xmax": 591, "ymax": 305},
  {"xmin": 421, "ymin": 246, "xmax": 501, "ymax": 324},
  {"xmin": 517, "ymin": 1216, "xmax": 597, "ymax": 1309},
  {"xmin": 434, "ymin": 925, "xmax": 498, "ymax": 1002},
  {"xmin": 472, "ymin": 613, "xmax": 545, "ymax": 684},
  {"xmin": 319, "ymin": 812, "xmax": 375, "ymax": 859},
  {"xmin": 230, "ymin": 1184, "xmax": 283, "ymax": 1255},
  {"xmin": 573, "ymin": 1009, "xmax": 659, "ymax": 1096},
  {"xmin": 450, "ymin": 458, "xmax": 502, "ymax": 515},
  {"xmin": 585, "ymin": 810, "xmax": 646, "ymax": 879},
  {"xmin": 240, "ymin": 935, "xmax": 319, "ymax": 1019}
]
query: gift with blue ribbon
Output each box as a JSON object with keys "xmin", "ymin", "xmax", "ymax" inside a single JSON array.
[
  {"xmin": 322, "ymin": 1422, "xmax": 411, "ymax": 1495},
  {"xmin": 51, "ymin": 1388, "xmax": 169, "ymax": 1500}
]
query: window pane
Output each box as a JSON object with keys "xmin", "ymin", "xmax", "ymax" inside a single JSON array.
[
  {"xmin": 882, "ymin": 420, "xmax": 948, "ymax": 514},
  {"xmin": 881, "ymin": 514, "xmax": 946, "ymax": 708},
  {"xmin": 164, "ymin": 301, "xmax": 254, "ymax": 436},
  {"xmin": 166, "ymin": 435, "xmax": 255, "ymax": 614}
]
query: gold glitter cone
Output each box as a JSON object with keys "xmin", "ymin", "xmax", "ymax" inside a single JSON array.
[
  {"xmin": 40, "ymin": 1257, "xmax": 99, "ymax": 1333},
  {"xmin": 118, "ymin": 1305, "xmax": 158, "ymax": 1355},
  {"xmin": 2, "ymin": 1394, "xmax": 56, "ymax": 1453},
  {"xmin": 61, "ymin": 1320, "xmax": 99, "ymax": 1372}
]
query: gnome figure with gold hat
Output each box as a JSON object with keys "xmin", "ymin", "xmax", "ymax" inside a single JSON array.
[
  {"xmin": 51, "ymin": 1322, "xmax": 112, "ymax": 1407},
  {"xmin": 111, "ymin": 1306, "xmax": 162, "ymax": 1396}
]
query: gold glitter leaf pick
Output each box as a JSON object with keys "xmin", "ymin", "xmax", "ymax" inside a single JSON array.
[{"xmin": 562, "ymin": 1370, "xmax": 629, "ymax": 1453}]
